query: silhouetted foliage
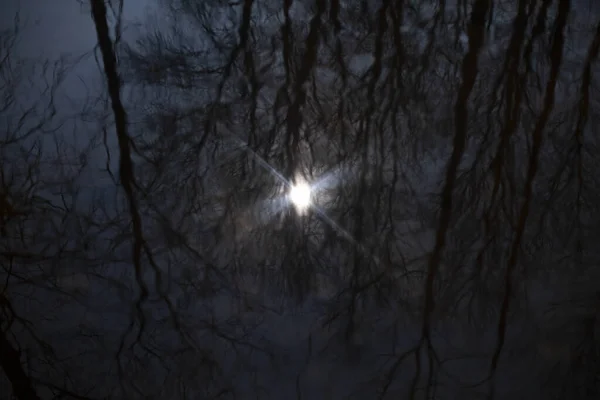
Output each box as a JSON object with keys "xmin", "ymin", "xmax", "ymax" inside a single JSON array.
[{"xmin": 3, "ymin": 0, "xmax": 600, "ymax": 399}]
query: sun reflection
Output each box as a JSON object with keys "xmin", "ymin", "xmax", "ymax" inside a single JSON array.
[{"xmin": 289, "ymin": 181, "xmax": 312, "ymax": 213}]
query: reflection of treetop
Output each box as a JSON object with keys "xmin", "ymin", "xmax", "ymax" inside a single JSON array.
[{"xmin": 3, "ymin": 0, "xmax": 600, "ymax": 399}]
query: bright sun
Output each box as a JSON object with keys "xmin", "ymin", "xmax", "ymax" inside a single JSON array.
[{"xmin": 289, "ymin": 182, "xmax": 312, "ymax": 211}]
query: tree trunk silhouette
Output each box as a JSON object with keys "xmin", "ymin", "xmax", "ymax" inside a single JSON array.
[{"xmin": 0, "ymin": 323, "xmax": 40, "ymax": 400}]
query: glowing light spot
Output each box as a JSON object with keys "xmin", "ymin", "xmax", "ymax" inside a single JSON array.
[{"xmin": 289, "ymin": 182, "xmax": 312, "ymax": 211}]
